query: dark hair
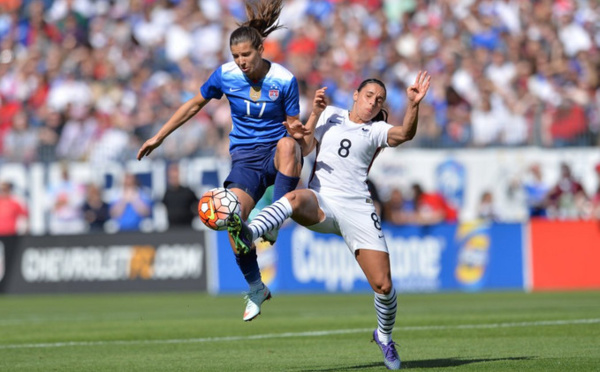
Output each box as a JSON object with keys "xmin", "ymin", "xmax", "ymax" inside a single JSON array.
[
  {"xmin": 357, "ymin": 78, "xmax": 388, "ymax": 122},
  {"xmin": 229, "ymin": 0, "xmax": 285, "ymax": 49}
]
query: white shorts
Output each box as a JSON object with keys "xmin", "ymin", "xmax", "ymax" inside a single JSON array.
[{"xmin": 306, "ymin": 190, "xmax": 389, "ymax": 254}]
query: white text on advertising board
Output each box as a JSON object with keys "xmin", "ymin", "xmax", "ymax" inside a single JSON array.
[
  {"xmin": 20, "ymin": 244, "xmax": 204, "ymax": 282},
  {"xmin": 387, "ymin": 235, "xmax": 444, "ymax": 291},
  {"xmin": 291, "ymin": 229, "xmax": 444, "ymax": 292}
]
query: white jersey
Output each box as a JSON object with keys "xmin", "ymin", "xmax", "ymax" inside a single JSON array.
[{"xmin": 308, "ymin": 106, "xmax": 392, "ymax": 200}]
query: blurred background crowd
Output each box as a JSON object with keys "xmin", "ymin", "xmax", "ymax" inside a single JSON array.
[
  {"xmin": 1, "ymin": 0, "xmax": 600, "ymax": 235},
  {"xmin": 2, "ymin": 0, "xmax": 600, "ymax": 163}
]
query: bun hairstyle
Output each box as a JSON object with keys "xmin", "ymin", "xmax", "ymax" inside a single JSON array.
[
  {"xmin": 357, "ymin": 78, "xmax": 388, "ymax": 122},
  {"xmin": 229, "ymin": 0, "xmax": 285, "ymax": 49}
]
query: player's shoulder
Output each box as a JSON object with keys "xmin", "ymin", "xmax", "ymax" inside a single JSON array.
[
  {"xmin": 323, "ymin": 105, "xmax": 345, "ymax": 119},
  {"xmin": 268, "ymin": 62, "xmax": 296, "ymax": 82},
  {"xmin": 370, "ymin": 119, "xmax": 393, "ymax": 130},
  {"xmin": 221, "ymin": 61, "xmax": 244, "ymax": 76},
  {"xmin": 316, "ymin": 106, "xmax": 345, "ymax": 127}
]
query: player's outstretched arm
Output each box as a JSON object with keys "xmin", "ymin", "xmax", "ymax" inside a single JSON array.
[
  {"xmin": 137, "ymin": 92, "xmax": 210, "ymax": 160},
  {"xmin": 284, "ymin": 87, "xmax": 328, "ymax": 156},
  {"xmin": 387, "ymin": 71, "xmax": 431, "ymax": 147}
]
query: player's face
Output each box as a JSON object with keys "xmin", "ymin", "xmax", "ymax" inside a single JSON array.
[
  {"xmin": 230, "ymin": 41, "xmax": 264, "ymax": 79},
  {"xmin": 352, "ymin": 83, "xmax": 386, "ymax": 123}
]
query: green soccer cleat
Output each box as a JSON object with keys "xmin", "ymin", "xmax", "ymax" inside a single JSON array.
[{"xmin": 227, "ymin": 213, "xmax": 253, "ymax": 254}]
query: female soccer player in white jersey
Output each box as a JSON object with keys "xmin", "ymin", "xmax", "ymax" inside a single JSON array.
[
  {"xmin": 229, "ymin": 71, "xmax": 431, "ymax": 369},
  {"xmin": 137, "ymin": 0, "xmax": 307, "ymax": 322}
]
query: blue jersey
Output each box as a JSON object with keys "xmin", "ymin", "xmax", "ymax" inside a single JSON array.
[{"xmin": 201, "ymin": 61, "xmax": 300, "ymax": 151}]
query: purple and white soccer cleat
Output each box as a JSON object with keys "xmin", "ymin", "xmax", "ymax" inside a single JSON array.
[{"xmin": 372, "ymin": 329, "xmax": 401, "ymax": 370}]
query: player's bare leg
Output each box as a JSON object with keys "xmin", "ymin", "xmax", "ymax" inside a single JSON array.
[
  {"xmin": 274, "ymin": 137, "xmax": 303, "ymax": 177},
  {"xmin": 287, "ymin": 190, "xmax": 323, "ymax": 226}
]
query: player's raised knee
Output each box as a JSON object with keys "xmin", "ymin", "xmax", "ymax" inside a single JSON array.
[
  {"xmin": 283, "ymin": 191, "xmax": 299, "ymax": 205},
  {"xmin": 277, "ymin": 136, "xmax": 300, "ymax": 156}
]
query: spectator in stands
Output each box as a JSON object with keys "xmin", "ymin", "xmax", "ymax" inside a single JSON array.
[
  {"xmin": 476, "ymin": 190, "xmax": 500, "ymax": 221},
  {"xmin": 82, "ymin": 183, "xmax": 110, "ymax": 232},
  {"xmin": 17, "ymin": 0, "xmax": 62, "ymax": 48},
  {"xmin": 0, "ymin": 181, "xmax": 28, "ymax": 236},
  {"xmin": 47, "ymin": 163, "xmax": 86, "ymax": 234},
  {"xmin": 37, "ymin": 109, "xmax": 65, "ymax": 164},
  {"xmin": 109, "ymin": 173, "xmax": 152, "ymax": 232},
  {"xmin": 523, "ymin": 163, "xmax": 550, "ymax": 218},
  {"xmin": 2, "ymin": 108, "xmax": 38, "ymax": 164},
  {"xmin": 162, "ymin": 163, "xmax": 198, "ymax": 229},
  {"xmin": 55, "ymin": 105, "xmax": 98, "ymax": 161},
  {"xmin": 546, "ymin": 163, "xmax": 588, "ymax": 219},
  {"xmin": 471, "ymin": 93, "xmax": 502, "ymax": 147},
  {"xmin": 411, "ymin": 183, "xmax": 457, "ymax": 225},
  {"xmin": 382, "ymin": 187, "xmax": 415, "ymax": 225},
  {"xmin": 542, "ymin": 98, "xmax": 590, "ymax": 147}
]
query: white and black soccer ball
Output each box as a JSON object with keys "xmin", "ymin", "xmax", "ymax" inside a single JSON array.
[{"xmin": 198, "ymin": 187, "xmax": 241, "ymax": 231}]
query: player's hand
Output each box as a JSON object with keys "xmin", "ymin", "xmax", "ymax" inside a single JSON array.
[
  {"xmin": 137, "ymin": 136, "xmax": 163, "ymax": 160},
  {"xmin": 312, "ymin": 87, "xmax": 328, "ymax": 115},
  {"xmin": 283, "ymin": 120, "xmax": 310, "ymax": 140},
  {"xmin": 406, "ymin": 71, "xmax": 431, "ymax": 105}
]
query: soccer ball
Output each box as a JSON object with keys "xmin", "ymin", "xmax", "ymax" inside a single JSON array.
[{"xmin": 198, "ymin": 187, "xmax": 241, "ymax": 231}]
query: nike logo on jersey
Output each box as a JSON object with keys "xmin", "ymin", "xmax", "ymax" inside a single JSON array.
[
  {"xmin": 378, "ymin": 234, "xmax": 384, "ymax": 239},
  {"xmin": 229, "ymin": 88, "xmax": 241, "ymax": 92},
  {"xmin": 362, "ymin": 127, "xmax": 369, "ymax": 132},
  {"xmin": 326, "ymin": 114, "xmax": 344, "ymax": 126}
]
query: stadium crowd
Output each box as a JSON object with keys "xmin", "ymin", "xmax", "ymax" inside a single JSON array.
[
  {"xmin": 1, "ymin": 0, "xmax": 600, "ymax": 235},
  {"xmin": 1, "ymin": 0, "xmax": 600, "ymax": 165}
]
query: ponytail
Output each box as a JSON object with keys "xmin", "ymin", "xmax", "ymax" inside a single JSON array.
[
  {"xmin": 230, "ymin": 0, "xmax": 285, "ymax": 49},
  {"xmin": 372, "ymin": 108, "xmax": 388, "ymax": 123}
]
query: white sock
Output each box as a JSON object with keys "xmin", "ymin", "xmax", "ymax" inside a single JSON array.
[
  {"xmin": 375, "ymin": 288, "xmax": 397, "ymax": 344},
  {"xmin": 377, "ymin": 329, "xmax": 392, "ymax": 345},
  {"xmin": 248, "ymin": 197, "xmax": 293, "ymax": 241}
]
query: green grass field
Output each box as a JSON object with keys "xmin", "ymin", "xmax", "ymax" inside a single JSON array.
[{"xmin": 0, "ymin": 290, "xmax": 598, "ymax": 371}]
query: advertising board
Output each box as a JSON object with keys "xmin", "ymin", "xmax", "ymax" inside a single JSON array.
[
  {"xmin": 530, "ymin": 220, "xmax": 600, "ymax": 290},
  {"xmin": 214, "ymin": 221, "xmax": 524, "ymax": 293},
  {"xmin": 0, "ymin": 230, "xmax": 209, "ymax": 294}
]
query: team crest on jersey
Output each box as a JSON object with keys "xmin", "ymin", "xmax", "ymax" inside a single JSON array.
[
  {"xmin": 250, "ymin": 86, "xmax": 261, "ymax": 101},
  {"xmin": 268, "ymin": 89, "xmax": 279, "ymax": 101}
]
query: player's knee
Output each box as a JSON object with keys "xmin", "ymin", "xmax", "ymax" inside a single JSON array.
[
  {"xmin": 372, "ymin": 279, "xmax": 393, "ymax": 295},
  {"xmin": 277, "ymin": 137, "xmax": 300, "ymax": 158},
  {"xmin": 283, "ymin": 191, "xmax": 299, "ymax": 207}
]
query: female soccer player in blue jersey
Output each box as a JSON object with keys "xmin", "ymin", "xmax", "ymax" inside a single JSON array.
[
  {"xmin": 137, "ymin": 0, "xmax": 305, "ymax": 321},
  {"xmin": 229, "ymin": 72, "xmax": 431, "ymax": 369}
]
